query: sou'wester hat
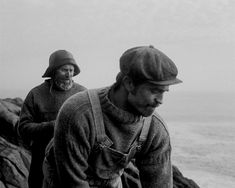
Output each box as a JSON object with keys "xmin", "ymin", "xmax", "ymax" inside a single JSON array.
[
  {"xmin": 42, "ymin": 50, "xmax": 80, "ymax": 78},
  {"xmin": 119, "ymin": 45, "xmax": 182, "ymax": 85}
]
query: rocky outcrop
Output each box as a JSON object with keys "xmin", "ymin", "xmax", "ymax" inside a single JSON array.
[
  {"xmin": 0, "ymin": 98, "xmax": 30, "ymax": 188},
  {"xmin": 173, "ymin": 165, "xmax": 200, "ymax": 188},
  {"xmin": 0, "ymin": 98, "xmax": 23, "ymax": 145},
  {"xmin": 0, "ymin": 97, "xmax": 200, "ymax": 188},
  {"xmin": 0, "ymin": 136, "xmax": 31, "ymax": 188}
]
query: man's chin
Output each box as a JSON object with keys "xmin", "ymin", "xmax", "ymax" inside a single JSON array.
[
  {"xmin": 127, "ymin": 103, "xmax": 155, "ymax": 117},
  {"xmin": 141, "ymin": 108, "xmax": 155, "ymax": 117},
  {"xmin": 142, "ymin": 112, "xmax": 154, "ymax": 117}
]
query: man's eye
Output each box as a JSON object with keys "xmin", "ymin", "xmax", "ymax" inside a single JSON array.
[
  {"xmin": 151, "ymin": 89, "xmax": 159, "ymax": 93},
  {"xmin": 151, "ymin": 89, "xmax": 163, "ymax": 94}
]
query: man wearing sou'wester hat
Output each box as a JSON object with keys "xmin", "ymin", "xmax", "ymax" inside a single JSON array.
[
  {"xmin": 42, "ymin": 45, "xmax": 182, "ymax": 188},
  {"xmin": 18, "ymin": 50, "xmax": 86, "ymax": 188}
]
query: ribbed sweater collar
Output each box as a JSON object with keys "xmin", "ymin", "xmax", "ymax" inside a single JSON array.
[{"xmin": 98, "ymin": 86, "xmax": 142, "ymax": 124}]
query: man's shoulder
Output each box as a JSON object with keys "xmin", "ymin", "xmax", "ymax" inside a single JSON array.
[
  {"xmin": 72, "ymin": 82, "xmax": 87, "ymax": 91},
  {"xmin": 58, "ymin": 87, "xmax": 106, "ymax": 120},
  {"xmin": 150, "ymin": 111, "xmax": 170, "ymax": 135},
  {"xmin": 25, "ymin": 81, "xmax": 48, "ymax": 98},
  {"xmin": 63, "ymin": 90, "xmax": 89, "ymax": 108},
  {"xmin": 56, "ymin": 90, "xmax": 90, "ymax": 119}
]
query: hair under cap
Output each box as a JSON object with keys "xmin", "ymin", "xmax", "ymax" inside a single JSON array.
[
  {"xmin": 42, "ymin": 50, "xmax": 80, "ymax": 78},
  {"xmin": 119, "ymin": 45, "xmax": 182, "ymax": 85}
]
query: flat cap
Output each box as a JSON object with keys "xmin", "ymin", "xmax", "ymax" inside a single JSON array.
[{"xmin": 119, "ymin": 45, "xmax": 182, "ymax": 85}]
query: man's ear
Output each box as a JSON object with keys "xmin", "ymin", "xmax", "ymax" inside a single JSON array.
[{"xmin": 122, "ymin": 76, "xmax": 135, "ymax": 92}]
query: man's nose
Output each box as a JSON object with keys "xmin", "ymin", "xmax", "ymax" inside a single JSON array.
[
  {"xmin": 154, "ymin": 94, "xmax": 163, "ymax": 105},
  {"xmin": 65, "ymin": 71, "xmax": 73, "ymax": 77}
]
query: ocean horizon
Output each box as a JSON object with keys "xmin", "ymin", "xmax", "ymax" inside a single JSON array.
[
  {"xmin": 1, "ymin": 89, "xmax": 235, "ymax": 123},
  {"xmin": 157, "ymin": 91, "xmax": 235, "ymax": 188},
  {"xmin": 158, "ymin": 91, "xmax": 235, "ymax": 123}
]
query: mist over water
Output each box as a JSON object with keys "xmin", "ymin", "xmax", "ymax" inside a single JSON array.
[
  {"xmin": 158, "ymin": 91, "xmax": 235, "ymax": 123},
  {"xmin": 158, "ymin": 91, "xmax": 235, "ymax": 188},
  {"xmin": 1, "ymin": 89, "xmax": 29, "ymax": 100},
  {"xmin": 1, "ymin": 89, "xmax": 234, "ymax": 124}
]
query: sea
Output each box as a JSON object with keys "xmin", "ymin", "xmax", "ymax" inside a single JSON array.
[
  {"xmin": 158, "ymin": 91, "xmax": 235, "ymax": 188},
  {"xmin": 158, "ymin": 91, "xmax": 235, "ymax": 123}
]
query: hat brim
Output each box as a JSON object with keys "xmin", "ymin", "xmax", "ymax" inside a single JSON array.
[
  {"xmin": 42, "ymin": 63, "xmax": 80, "ymax": 78},
  {"xmin": 148, "ymin": 78, "xmax": 182, "ymax": 86}
]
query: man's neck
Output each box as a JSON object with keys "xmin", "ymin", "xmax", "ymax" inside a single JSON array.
[
  {"xmin": 109, "ymin": 86, "xmax": 128, "ymax": 110},
  {"xmin": 109, "ymin": 85, "xmax": 142, "ymax": 116}
]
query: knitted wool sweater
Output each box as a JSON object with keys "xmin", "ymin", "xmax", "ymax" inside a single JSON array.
[
  {"xmin": 18, "ymin": 79, "xmax": 86, "ymax": 148},
  {"xmin": 19, "ymin": 79, "xmax": 86, "ymax": 188},
  {"xmin": 52, "ymin": 86, "xmax": 172, "ymax": 188}
]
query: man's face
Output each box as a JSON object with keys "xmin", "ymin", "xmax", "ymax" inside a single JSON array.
[
  {"xmin": 127, "ymin": 83, "xmax": 169, "ymax": 117},
  {"xmin": 54, "ymin": 64, "xmax": 75, "ymax": 82}
]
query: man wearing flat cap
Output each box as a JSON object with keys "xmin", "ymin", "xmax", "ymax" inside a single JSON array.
[
  {"xmin": 18, "ymin": 50, "xmax": 86, "ymax": 188},
  {"xmin": 42, "ymin": 45, "xmax": 182, "ymax": 188}
]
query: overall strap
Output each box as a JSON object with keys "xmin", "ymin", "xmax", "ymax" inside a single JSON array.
[
  {"xmin": 137, "ymin": 116, "xmax": 152, "ymax": 149},
  {"xmin": 88, "ymin": 89, "xmax": 112, "ymax": 146}
]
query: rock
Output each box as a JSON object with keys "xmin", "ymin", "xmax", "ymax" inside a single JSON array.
[
  {"xmin": 1, "ymin": 99, "xmax": 22, "ymax": 115},
  {"xmin": 0, "ymin": 99, "xmax": 20, "ymax": 145},
  {"xmin": 173, "ymin": 165, "xmax": 200, "ymax": 188},
  {"xmin": 121, "ymin": 162, "xmax": 201, "ymax": 188},
  {"xmin": 0, "ymin": 136, "xmax": 31, "ymax": 188},
  {"xmin": 3, "ymin": 97, "xmax": 24, "ymax": 108}
]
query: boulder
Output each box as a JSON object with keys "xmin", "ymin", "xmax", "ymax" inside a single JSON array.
[
  {"xmin": 121, "ymin": 161, "xmax": 200, "ymax": 188},
  {"xmin": 0, "ymin": 136, "xmax": 31, "ymax": 188},
  {"xmin": 173, "ymin": 165, "xmax": 200, "ymax": 188},
  {"xmin": 3, "ymin": 97, "xmax": 24, "ymax": 108},
  {"xmin": 0, "ymin": 99, "xmax": 20, "ymax": 145}
]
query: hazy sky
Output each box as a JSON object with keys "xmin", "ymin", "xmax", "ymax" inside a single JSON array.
[{"xmin": 1, "ymin": 0, "xmax": 235, "ymax": 98}]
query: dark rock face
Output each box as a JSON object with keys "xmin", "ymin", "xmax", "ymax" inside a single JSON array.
[
  {"xmin": 3, "ymin": 98, "xmax": 24, "ymax": 108},
  {"xmin": 0, "ymin": 97, "xmax": 30, "ymax": 188},
  {"xmin": 0, "ymin": 97, "xmax": 200, "ymax": 188},
  {"xmin": 0, "ymin": 98, "xmax": 21, "ymax": 145},
  {"xmin": 121, "ymin": 162, "xmax": 200, "ymax": 188},
  {"xmin": 173, "ymin": 165, "xmax": 200, "ymax": 188},
  {"xmin": 0, "ymin": 136, "xmax": 31, "ymax": 188}
]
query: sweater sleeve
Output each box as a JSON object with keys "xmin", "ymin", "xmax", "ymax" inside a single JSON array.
[
  {"xmin": 136, "ymin": 116, "xmax": 173, "ymax": 188},
  {"xmin": 54, "ymin": 100, "xmax": 96, "ymax": 188},
  {"xmin": 18, "ymin": 91, "xmax": 54, "ymax": 148}
]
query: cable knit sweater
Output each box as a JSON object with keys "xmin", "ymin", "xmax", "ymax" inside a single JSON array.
[{"xmin": 52, "ymin": 86, "xmax": 172, "ymax": 188}]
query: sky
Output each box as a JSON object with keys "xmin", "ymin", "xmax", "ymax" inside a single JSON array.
[{"xmin": 1, "ymin": 0, "xmax": 235, "ymax": 99}]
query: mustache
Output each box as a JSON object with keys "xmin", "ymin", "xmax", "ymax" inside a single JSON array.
[
  {"xmin": 148, "ymin": 103, "xmax": 161, "ymax": 108},
  {"xmin": 56, "ymin": 77, "xmax": 72, "ymax": 81},
  {"xmin": 54, "ymin": 79, "xmax": 73, "ymax": 90}
]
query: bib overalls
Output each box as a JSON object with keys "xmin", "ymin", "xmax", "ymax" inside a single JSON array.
[{"xmin": 42, "ymin": 90, "xmax": 151, "ymax": 188}]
